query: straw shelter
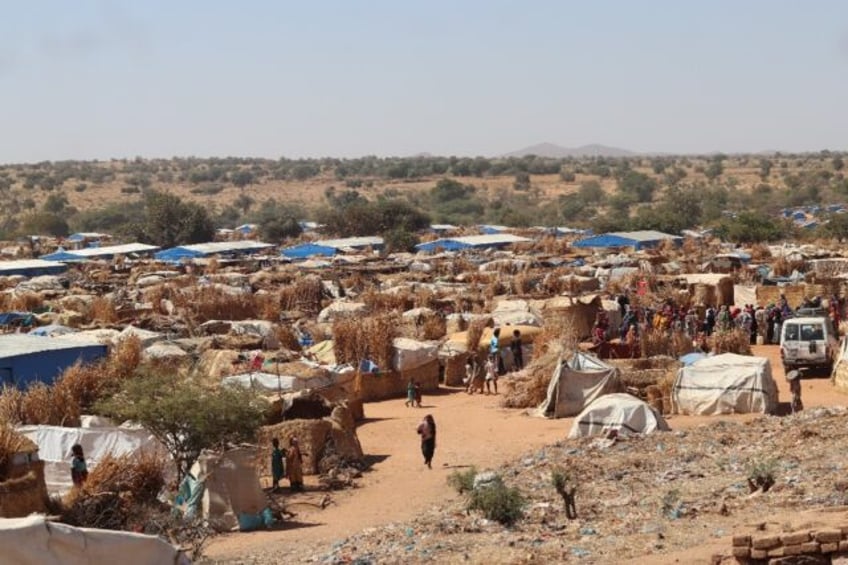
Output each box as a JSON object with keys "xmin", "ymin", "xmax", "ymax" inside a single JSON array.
[{"xmin": 0, "ymin": 429, "xmax": 48, "ymax": 517}]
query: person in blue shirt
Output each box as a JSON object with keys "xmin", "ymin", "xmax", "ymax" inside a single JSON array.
[
  {"xmin": 71, "ymin": 444, "xmax": 88, "ymax": 487},
  {"xmin": 489, "ymin": 328, "xmax": 500, "ymax": 360}
]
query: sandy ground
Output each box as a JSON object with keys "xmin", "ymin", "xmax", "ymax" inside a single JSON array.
[{"xmin": 204, "ymin": 345, "xmax": 847, "ymax": 563}]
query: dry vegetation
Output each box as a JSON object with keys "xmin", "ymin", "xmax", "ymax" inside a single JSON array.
[{"xmin": 332, "ymin": 313, "xmax": 399, "ymax": 369}]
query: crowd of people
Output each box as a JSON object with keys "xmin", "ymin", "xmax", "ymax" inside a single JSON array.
[{"xmin": 591, "ymin": 289, "xmax": 843, "ymax": 350}]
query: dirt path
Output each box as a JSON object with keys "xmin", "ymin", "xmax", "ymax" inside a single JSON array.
[
  {"xmin": 205, "ymin": 384, "xmax": 567, "ymax": 561},
  {"xmin": 204, "ymin": 345, "xmax": 848, "ymax": 562}
]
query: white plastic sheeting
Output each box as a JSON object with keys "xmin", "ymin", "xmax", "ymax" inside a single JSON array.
[
  {"xmin": 568, "ymin": 393, "xmax": 670, "ymax": 438},
  {"xmin": 0, "ymin": 515, "xmax": 188, "ymax": 565},
  {"xmin": 392, "ymin": 338, "xmax": 440, "ymax": 371},
  {"xmin": 17, "ymin": 425, "xmax": 168, "ymax": 494},
  {"xmin": 222, "ymin": 368, "xmax": 355, "ymax": 393},
  {"xmin": 671, "ymin": 353, "xmax": 778, "ymax": 415},
  {"xmin": 537, "ymin": 352, "xmax": 622, "ymax": 418}
]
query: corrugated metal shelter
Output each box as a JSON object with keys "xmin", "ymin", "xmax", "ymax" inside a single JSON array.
[
  {"xmin": 41, "ymin": 243, "xmax": 159, "ymax": 262},
  {"xmin": 0, "ymin": 260, "xmax": 68, "ymax": 277},
  {"xmin": 313, "ymin": 236, "xmax": 384, "ymax": 251},
  {"xmin": 281, "ymin": 243, "xmax": 337, "ymax": 259},
  {"xmin": 154, "ymin": 240, "xmax": 273, "ymax": 262},
  {"xmin": 415, "ymin": 234, "xmax": 532, "ymax": 253},
  {"xmin": 0, "ymin": 335, "xmax": 108, "ymax": 387},
  {"xmin": 573, "ymin": 230, "xmax": 681, "ymax": 251}
]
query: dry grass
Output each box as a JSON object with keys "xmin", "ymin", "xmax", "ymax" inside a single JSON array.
[
  {"xmin": 501, "ymin": 347, "xmax": 562, "ymax": 409},
  {"xmin": 88, "ymin": 296, "xmax": 118, "ymax": 323},
  {"xmin": 0, "ymin": 387, "xmax": 24, "ymax": 427},
  {"xmin": 361, "ymin": 289, "xmax": 413, "ymax": 313},
  {"xmin": 421, "ymin": 314, "xmax": 447, "ymax": 340},
  {"xmin": 279, "ymin": 276, "xmax": 325, "ymax": 314},
  {"xmin": 275, "ymin": 325, "xmax": 301, "ymax": 351},
  {"xmin": 708, "ymin": 329, "xmax": 752, "ymax": 355},
  {"xmin": 21, "ymin": 382, "xmax": 80, "ymax": 427},
  {"xmin": 638, "ymin": 329, "xmax": 693, "ymax": 359},
  {"xmin": 0, "ymin": 427, "xmax": 32, "ymax": 480},
  {"xmin": 76, "ymin": 451, "xmax": 166, "ymax": 503},
  {"xmin": 466, "ymin": 317, "xmax": 492, "ymax": 351},
  {"xmin": 333, "ymin": 313, "xmax": 398, "ymax": 369},
  {"xmin": 534, "ymin": 313, "xmax": 579, "ymax": 356},
  {"xmin": 7, "ymin": 292, "xmax": 43, "ymax": 312}
]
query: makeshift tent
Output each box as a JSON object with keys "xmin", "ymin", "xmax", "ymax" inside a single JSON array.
[
  {"xmin": 568, "ymin": 393, "xmax": 670, "ymax": 438},
  {"xmin": 573, "ymin": 230, "xmax": 681, "ymax": 251},
  {"xmin": 671, "ymin": 353, "xmax": 778, "ymax": 415},
  {"xmin": 17, "ymin": 424, "xmax": 168, "ymax": 494},
  {"xmin": 537, "ymin": 352, "xmax": 622, "ymax": 418},
  {"xmin": 189, "ymin": 448, "xmax": 269, "ymax": 532},
  {"xmin": 0, "ymin": 515, "xmax": 187, "ymax": 565}
]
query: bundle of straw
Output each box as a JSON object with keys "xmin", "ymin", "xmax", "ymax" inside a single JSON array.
[
  {"xmin": 708, "ymin": 329, "xmax": 752, "ymax": 355},
  {"xmin": 333, "ymin": 313, "xmax": 398, "ymax": 369}
]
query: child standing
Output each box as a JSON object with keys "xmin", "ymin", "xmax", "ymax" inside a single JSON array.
[
  {"xmin": 71, "ymin": 444, "xmax": 88, "ymax": 487},
  {"xmin": 413, "ymin": 382, "xmax": 422, "ymax": 407},
  {"xmin": 271, "ymin": 438, "xmax": 286, "ymax": 492},
  {"xmin": 405, "ymin": 379, "xmax": 416, "ymax": 407},
  {"xmin": 484, "ymin": 356, "xmax": 498, "ymax": 395}
]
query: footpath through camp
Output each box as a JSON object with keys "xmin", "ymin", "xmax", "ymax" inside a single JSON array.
[{"xmin": 203, "ymin": 345, "xmax": 848, "ymax": 564}]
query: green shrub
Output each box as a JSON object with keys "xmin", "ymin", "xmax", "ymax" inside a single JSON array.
[
  {"xmin": 468, "ymin": 478, "xmax": 525, "ymax": 525},
  {"xmin": 447, "ymin": 466, "xmax": 477, "ymax": 494},
  {"xmin": 747, "ymin": 458, "xmax": 777, "ymax": 492}
]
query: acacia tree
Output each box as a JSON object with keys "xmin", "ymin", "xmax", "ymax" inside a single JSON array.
[
  {"xmin": 134, "ymin": 191, "xmax": 215, "ymax": 248},
  {"xmin": 96, "ymin": 372, "xmax": 267, "ymax": 481}
]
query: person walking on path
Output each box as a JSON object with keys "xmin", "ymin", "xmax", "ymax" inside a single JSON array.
[
  {"xmin": 286, "ymin": 437, "xmax": 304, "ymax": 492},
  {"xmin": 271, "ymin": 438, "xmax": 286, "ymax": 492},
  {"xmin": 405, "ymin": 379, "xmax": 416, "ymax": 407},
  {"xmin": 787, "ymin": 370, "xmax": 803, "ymax": 414},
  {"xmin": 417, "ymin": 414, "xmax": 437, "ymax": 469}
]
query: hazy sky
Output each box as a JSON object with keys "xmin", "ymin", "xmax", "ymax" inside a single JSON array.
[{"xmin": 1, "ymin": 1, "xmax": 847, "ymax": 162}]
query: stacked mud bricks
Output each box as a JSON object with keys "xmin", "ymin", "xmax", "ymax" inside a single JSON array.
[{"xmin": 732, "ymin": 527, "xmax": 848, "ymax": 562}]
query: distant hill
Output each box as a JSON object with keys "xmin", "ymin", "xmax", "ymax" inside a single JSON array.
[{"xmin": 503, "ymin": 142, "xmax": 636, "ymax": 158}]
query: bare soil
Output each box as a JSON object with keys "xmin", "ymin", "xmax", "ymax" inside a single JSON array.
[{"xmin": 203, "ymin": 345, "xmax": 848, "ymax": 564}]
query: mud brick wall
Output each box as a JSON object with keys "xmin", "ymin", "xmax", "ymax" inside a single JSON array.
[{"xmin": 732, "ymin": 527, "xmax": 848, "ymax": 562}]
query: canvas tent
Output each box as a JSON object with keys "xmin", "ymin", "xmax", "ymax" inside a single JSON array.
[
  {"xmin": 537, "ymin": 352, "xmax": 622, "ymax": 418},
  {"xmin": 0, "ymin": 515, "xmax": 187, "ymax": 565},
  {"xmin": 189, "ymin": 448, "xmax": 268, "ymax": 532},
  {"xmin": 568, "ymin": 393, "xmax": 670, "ymax": 438},
  {"xmin": 17, "ymin": 424, "xmax": 167, "ymax": 494},
  {"xmin": 671, "ymin": 353, "xmax": 778, "ymax": 415}
]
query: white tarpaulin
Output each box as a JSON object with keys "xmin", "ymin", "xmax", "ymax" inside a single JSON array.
[
  {"xmin": 568, "ymin": 393, "xmax": 670, "ymax": 438},
  {"xmin": 222, "ymin": 369, "xmax": 355, "ymax": 393},
  {"xmin": 734, "ymin": 285, "xmax": 757, "ymax": 308},
  {"xmin": 17, "ymin": 425, "xmax": 168, "ymax": 494},
  {"xmin": 0, "ymin": 515, "xmax": 187, "ymax": 565},
  {"xmin": 537, "ymin": 352, "xmax": 622, "ymax": 418},
  {"xmin": 191, "ymin": 448, "xmax": 267, "ymax": 531},
  {"xmin": 392, "ymin": 338, "xmax": 440, "ymax": 371},
  {"xmin": 671, "ymin": 353, "xmax": 778, "ymax": 415}
]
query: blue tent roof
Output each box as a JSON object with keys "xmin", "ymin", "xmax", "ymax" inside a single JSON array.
[
  {"xmin": 415, "ymin": 239, "xmax": 472, "ymax": 252},
  {"xmin": 40, "ymin": 248, "xmax": 86, "ymax": 262},
  {"xmin": 153, "ymin": 247, "xmax": 204, "ymax": 262},
  {"xmin": 573, "ymin": 231, "xmax": 680, "ymax": 251},
  {"xmin": 281, "ymin": 243, "xmax": 338, "ymax": 259}
]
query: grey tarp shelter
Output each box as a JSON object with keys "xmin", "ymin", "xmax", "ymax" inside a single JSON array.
[{"xmin": 537, "ymin": 352, "xmax": 622, "ymax": 418}]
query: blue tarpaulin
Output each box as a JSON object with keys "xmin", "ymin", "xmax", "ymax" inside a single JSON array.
[{"xmin": 281, "ymin": 243, "xmax": 337, "ymax": 259}]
